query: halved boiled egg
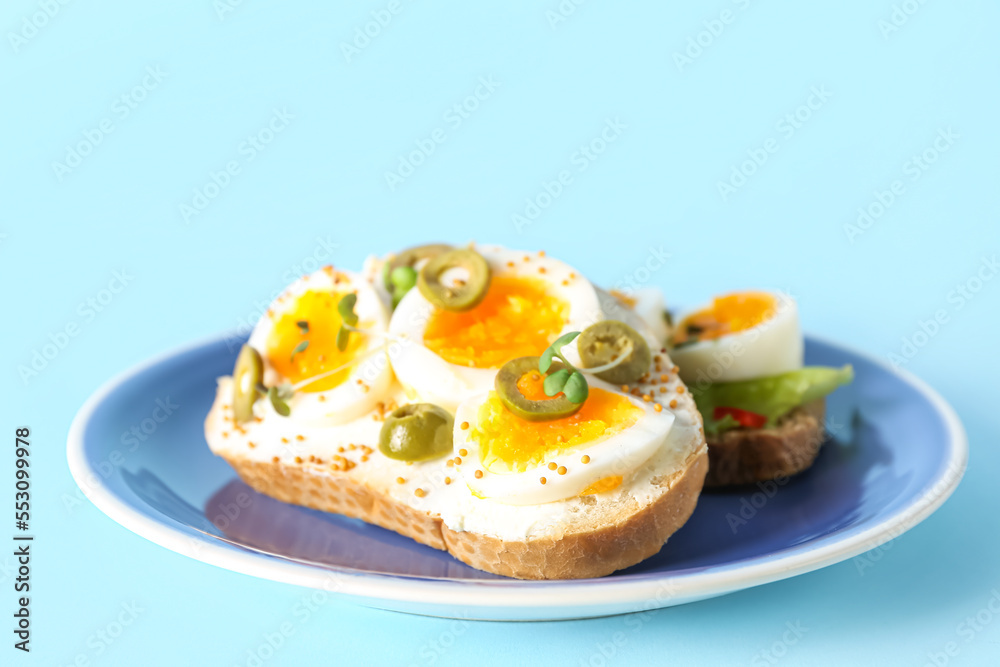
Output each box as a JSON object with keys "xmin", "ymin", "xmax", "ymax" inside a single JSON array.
[
  {"xmin": 246, "ymin": 267, "xmax": 393, "ymax": 425},
  {"xmin": 388, "ymin": 246, "xmax": 603, "ymax": 413},
  {"xmin": 453, "ymin": 373, "xmax": 674, "ymax": 505},
  {"xmin": 669, "ymin": 290, "xmax": 802, "ymax": 384}
]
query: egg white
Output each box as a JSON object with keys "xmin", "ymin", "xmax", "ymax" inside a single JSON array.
[
  {"xmin": 670, "ymin": 291, "xmax": 803, "ymax": 385},
  {"xmin": 246, "ymin": 267, "xmax": 393, "ymax": 426},
  {"xmin": 387, "ymin": 245, "xmax": 603, "ymax": 414},
  {"xmin": 452, "ymin": 376, "xmax": 675, "ymax": 505}
]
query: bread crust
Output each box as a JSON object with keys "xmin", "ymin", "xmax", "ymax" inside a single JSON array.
[
  {"xmin": 220, "ymin": 444, "xmax": 708, "ymax": 580},
  {"xmin": 704, "ymin": 399, "xmax": 826, "ymax": 488},
  {"xmin": 442, "ymin": 447, "xmax": 707, "ymax": 579}
]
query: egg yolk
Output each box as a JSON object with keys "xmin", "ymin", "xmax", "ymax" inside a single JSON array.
[
  {"xmin": 516, "ymin": 369, "xmax": 560, "ymax": 400},
  {"xmin": 265, "ymin": 290, "xmax": 366, "ymax": 392},
  {"xmin": 471, "ymin": 374, "xmax": 643, "ymax": 473},
  {"xmin": 580, "ymin": 476, "xmax": 623, "ymax": 495},
  {"xmin": 423, "ymin": 275, "xmax": 569, "ymax": 369},
  {"xmin": 673, "ymin": 291, "xmax": 776, "ymax": 344}
]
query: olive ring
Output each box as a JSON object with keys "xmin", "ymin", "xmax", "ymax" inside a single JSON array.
[
  {"xmin": 495, "ymin": 356, "xmax": 583, "ymax": 422},
  {"xmin": 578, "ymin": 320, "xmax": 651, "ymax": 385},
  {"xmin": 417, "ymin": 248, "xmax": 491, "ymax": 311}
]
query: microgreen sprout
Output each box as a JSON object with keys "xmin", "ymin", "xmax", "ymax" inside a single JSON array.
[
  {"xmin": 267, "ymin": 384, "xmax": 293, "ymax": 416},
  {"xmin": 539, "ymin": 332, "xmax": 588, "ymax": 404},
  {"xmin": 336, "ymin": 293, "xmax": 359, "ymax": 351},
  {"xmin": 290, "ymin": 340, "xmax": 309, "ymax": 361},
  {"xmin": 258, "ymin": 293, "xmax": 409, "ymax": 417}
]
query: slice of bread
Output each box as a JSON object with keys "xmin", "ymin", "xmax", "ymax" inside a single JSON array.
[
  {"xmin": 704, "ymin": 399, "xmax": 826, "ymax": 488},
  {"xmin": 205, "ymin": 375, "xmax": 709, "ymax": 580},
  {"xmin": 218, "ymin": 446, "xmax": 707, "ymax": 580}
]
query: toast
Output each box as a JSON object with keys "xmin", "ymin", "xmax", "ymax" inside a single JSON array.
[
  {"xmin": 205, "ymin": 366, "xmax": 708, "ymax": 580},
  {"xmin": 704, "ymin": 398, "xmax": 826, "ymax": 488},
  {"xmin": 204, "ymin": 245, "xmax": 711, "ymax": 579}
]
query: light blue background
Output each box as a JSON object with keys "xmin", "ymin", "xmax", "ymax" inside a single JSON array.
[{"xmin": 3, "ymin": 1, "xmax": 998, "ymax": 665}]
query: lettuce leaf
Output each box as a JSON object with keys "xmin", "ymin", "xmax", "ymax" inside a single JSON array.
[{"xmin": 692, "ymin": 365, "xmax": 854, "ymax": 435}]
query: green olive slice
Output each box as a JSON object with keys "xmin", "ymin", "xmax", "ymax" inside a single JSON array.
[
  {"xmin": 232, "ymin": 344, "xmax": 263, "ymax": 424},
  {"xmin": 379, "ymin": 403, "xmax": 454, "ymax": 462},
  {"xmin": 578, "ymin": 320, "xmax": 651, "ymax": 385},
  {"xmin": 495, "ymin": 356, "xmax": 583, "ymax": 421},
  {"xmin": 417, "ymin": 248, "xmax": 491, "ymax": 311},
  {"xmin": 382, "ymin": 243, "xmax": 452, "ymax": 291}
]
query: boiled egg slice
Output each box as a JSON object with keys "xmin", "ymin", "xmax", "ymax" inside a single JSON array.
[
  {"xmin": 247, "ymin": 267, "xmax": 393, "ymax": 426},
  {"xmin": 669, "ymin": 290, "xmax": 802, "ymax": 384},
  {"xmin": 453, "ymin": 374, "xmax": 674, "ymax": 505},
  {"xmin": 388, "ymin": 246, "xmax": 603, "ymax": 413}
]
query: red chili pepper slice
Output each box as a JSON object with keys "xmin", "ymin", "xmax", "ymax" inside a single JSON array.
[{"xmin": 713, "ymin": 406, "xmax": 768, "ymax": 429}]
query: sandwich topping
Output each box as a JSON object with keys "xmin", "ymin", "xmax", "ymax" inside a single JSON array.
[
  {"xmin": 213, "ymin": 242, "xmax": 863, "ymax": 540},
  {"xmin": 667, "ymin": 289, "xmax": 852, "ymax": 435}
]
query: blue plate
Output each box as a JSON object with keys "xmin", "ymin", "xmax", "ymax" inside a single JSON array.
[{"xmin": 67, "ymin": 334, "xmax": 967, "ymax": 620}]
